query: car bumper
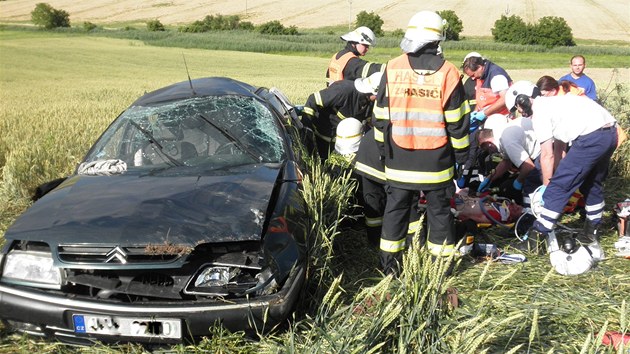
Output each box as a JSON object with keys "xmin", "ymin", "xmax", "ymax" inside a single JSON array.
[{"xmin": 0, "ymin": 265, "xmax": 305, "ymax": 345}]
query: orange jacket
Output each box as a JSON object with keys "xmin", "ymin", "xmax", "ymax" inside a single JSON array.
[
  {"xmin": 475, "ymin": 79, "xmax": 510, "ymax": 115},
  {"xmin": 328, "ymin": 52, "xmax": 357, "ymax": 83},
  {"xmin": 557, "ymin": 85, "xmax": 585, "ymax": 96},
  {"xmin": 385, "ymin": 55, "xmax": 461, "ymax": 150}
]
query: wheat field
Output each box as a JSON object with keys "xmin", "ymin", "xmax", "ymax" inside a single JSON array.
[{"xmin": 1, "ymin": 0, "xmax": 629, "ymax": 42}]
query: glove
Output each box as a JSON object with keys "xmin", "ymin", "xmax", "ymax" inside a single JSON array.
[
  {"xmin": 470, "ymin": 110, "xmax": 487, "ymax": 123},
  {"xmin": 477, "ymin": 177, "xmax": 492, "ymax": 192},
  {"xmin": 512, "ymin": 179, "xmax": 523, "ymax": 191},
  {"xmin": 498, "ymin": 178, "xmax": 523, "ymax": 203}
]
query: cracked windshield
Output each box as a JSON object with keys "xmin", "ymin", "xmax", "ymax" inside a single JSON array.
[{"xmin": 85, "ymin": 96, "xmax": 286, "ymax": 169}]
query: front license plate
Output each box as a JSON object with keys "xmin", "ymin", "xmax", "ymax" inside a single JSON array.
[{"xmin": 72, "ymin": 314, "xmax": 181, "ymax": 339}]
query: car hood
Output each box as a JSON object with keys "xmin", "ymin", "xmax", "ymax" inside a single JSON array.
[{"xmin": 6, "ymin": 164, "xmax": 282, "ymax": 246}]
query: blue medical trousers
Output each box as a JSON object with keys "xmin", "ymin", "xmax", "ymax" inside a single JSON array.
[{"xmin": 537, "ymin": 126, "xmax": 618, "ymax": 231}]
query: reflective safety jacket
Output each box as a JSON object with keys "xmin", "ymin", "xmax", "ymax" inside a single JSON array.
[
  {"xmin": 474, "ymin": 61, "xmax": 512, "ymax": 115},
  {"xmin": 373, "ymin": 50, "xmax": 470, "ymax": 190},
  {"xmin": 386, "ymin": 55, "xmax": 461, "ymax": 150},
  {"xmin": 326, "ymin": 46, "xmax": 384, "ymax": 85},
  {"xmin": 328, "ymin": 52, "xmax": 356, "ymax": 83}
]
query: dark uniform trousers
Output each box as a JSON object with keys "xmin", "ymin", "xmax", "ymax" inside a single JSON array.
[
  {"xmin": 380, "ymin": 184, "xmax": 455, "ymax": 275},
  {"xmin": 539, "ymin": 126, "xmax": 618, "ymax": 230}
]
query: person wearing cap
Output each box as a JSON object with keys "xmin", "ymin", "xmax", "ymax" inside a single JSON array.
[
  {"xmin": 372, "ymin": 11, "xmax": 470, "ymax": 275},
  {"xmin": 327, "ymin": 26, "xmax": 384, "ymax": 85},
  {"xmin": 505, "ymin": 80, "xmax": 618, "ymax": 253},
  {"xmin": 476, "ymin": 114, "xmax": 542, "ymax": 207},
  {"xmin": 462, "ymin": 52, "xmax": 513, "ymax": 129},
  {"xmin": 302, "ymin": 72, "xmax": 382, "ymax": 160},
  {"xmin": 559, "ymin": 55, "xmax": 597, "ymax": 101}
]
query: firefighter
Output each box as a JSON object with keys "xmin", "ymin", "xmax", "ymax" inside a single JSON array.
[
  {"xmin": 354, "ymin": 127, "xmax": 423, "ymax": 249},
  {"xmin": 462, "ymin": 52, "xmax": 513, "ymax": 130},
  {"xmin": 373, "ymin": 11, "xmax": 470, "ymax": 275},
  {"xmin": 505, "ymin": 81, "xmax": 618, "ymax": 253},
  {"xmin": 326, "ymin": 26, "xmax": 384, "ymax": 85},
  {"xmin": 302, "ymin": 72, "xmax": 382, "ymax": 160}
]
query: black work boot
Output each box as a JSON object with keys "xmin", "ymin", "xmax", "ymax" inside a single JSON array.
[
  {"xmin": 577, "ymin": 221, "xmax": 599, "ymax": 244},
  {"xmin": 577, "ymin": 221, "xmax": 605, "ymax": 261},
  {"xmin": 380, "ymin": 251, "xmax": 402, "ymax": 277}
]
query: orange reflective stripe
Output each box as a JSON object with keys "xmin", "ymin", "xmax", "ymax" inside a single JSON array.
[
  {"xmin": 328, "ymin": 52, "xmax": 356, "ymax": 83},
  {"xmin": 385, "ymin": 55, "xmax": 460, "ymax": 150}
]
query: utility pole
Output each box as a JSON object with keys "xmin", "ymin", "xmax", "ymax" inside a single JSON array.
[
  {"xmin": 347, "ymin": 0, "xmax": 353, "ymax": 29},
  {"xmin": 245, "ymin": 0, "xmax": 248, "ymax": 16}
]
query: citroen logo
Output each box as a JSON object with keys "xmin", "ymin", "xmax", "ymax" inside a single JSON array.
[{"xmin": 105, "ymin": 246, "xmax": 128, "ymax": 264}]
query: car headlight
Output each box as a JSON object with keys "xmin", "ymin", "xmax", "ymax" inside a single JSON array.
[
  {"xmin": 185, "ymin": 263, "xmax": 276, "ymax": 297},
  {"xmin": 194, "ymin": 266, "xmax": 240, "ymax": 287},
  {"xmin": 1, "ymin": 250, "xmax": 63, "ymax": 289}
]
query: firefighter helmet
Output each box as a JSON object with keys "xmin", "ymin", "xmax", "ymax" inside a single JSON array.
[
  {"xmin": 354, "ymin": 71, "xmax": 383, "ymax": 94},
  {"xmin": 335, "ymin": 118, "xmax": 363, "ymax": 155},
  {"xmin": 406, "ymin": 11, "xmax": 446, "ymax": 42},
  {"xmin": 341, "ymin": 26, "xmax": 376, "ymax": 46},
  {"xmin": 505, "ymin": 80, "xmax": 540, "ymax": 115}
]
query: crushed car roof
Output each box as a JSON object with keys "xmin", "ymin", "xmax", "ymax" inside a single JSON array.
[{"xmin": 132, "ymin": 77, "xmax": 260, "ymax": 106}]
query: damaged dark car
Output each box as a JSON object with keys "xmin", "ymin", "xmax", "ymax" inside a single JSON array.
[{"xmin": 0, "ymin": 77, "xmax": 309, "ymax": 345}]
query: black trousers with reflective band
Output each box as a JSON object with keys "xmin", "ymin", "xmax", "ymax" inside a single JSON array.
[{"xmin": 380, "ymin": 184, "xmax": 454, "ymax": 273}]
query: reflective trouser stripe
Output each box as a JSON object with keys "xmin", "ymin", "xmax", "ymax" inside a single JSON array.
[
  {"xmin": 536, "ymin": 216, "xmax": 555, "ymax": 231},
  {"xmin": 407, "ymin": 219, "xmax": 420, "ymax": 235},
  {"xmin": 427, "ymin": 241, "xmax": 455, "ymax": 257},
  {"xmin": 380, "ymin": 238, "xmax": 405, "ymax": 253},
  {"xmin": 585, "ymin": 201, "xmax": 605, "ymax": 221},
  {"xmin": 385, "ymin": 166, "xmax": 453, "ymax": 184},
  {"xmin": 365, "ymin": 216, "xmax": 383, "ymax": 227}
]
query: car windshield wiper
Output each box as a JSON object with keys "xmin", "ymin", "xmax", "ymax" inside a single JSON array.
[
  {"xmin": 196, "ymin": 114, "xmax": 261, "ymax": 162},
  {"xmin": 128, "ymin": 120, "xmax": 184, "ymax": 167}
]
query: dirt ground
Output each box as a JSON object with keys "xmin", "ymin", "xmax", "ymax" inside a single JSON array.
[{"xmin": 1, "ymin": 0, "xmax": 629, "ymax": 42}]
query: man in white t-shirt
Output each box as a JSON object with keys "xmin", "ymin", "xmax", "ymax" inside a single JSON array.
[
  {"xmin": 476, "ymin": 114, "xmax": 542, "ymax": 206},
  {"xmin": 505, "ymin": 81, "xmax": 618, "ymax": 251}
]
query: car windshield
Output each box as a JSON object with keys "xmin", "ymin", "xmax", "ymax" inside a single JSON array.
[{"xmin": 83, "ymin": 96, "xmax": 287, "ymax": 170}]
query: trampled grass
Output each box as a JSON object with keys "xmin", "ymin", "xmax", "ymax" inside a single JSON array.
[{"xmin": 1, "ymin": 30, "xmax": 629, "ymax": 353}]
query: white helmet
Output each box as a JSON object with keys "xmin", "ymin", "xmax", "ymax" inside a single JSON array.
[
  {"xmin": 354, "ymin": 71, "xmax": 383, "ymax": 94},
  {"xmin": 400, "ymin": 11, "xmax": 446, "ymax": 53},
  {"xmin": 341, "ymin": 26, "xmax": 376, "ymax": 46},
  {"xmin": 463, "ymin": 51, "xmax": 484, "ymax": 63},
  {"xmin": 546, "ymin": 231, "xmax": 596, "ymax": 276},
  {"xmin": 505, "ymin": 80, "xmax": 539, "ymax": 112},
  {"xmin": 335, "ymin": 118, "xmax": 363, "ymax": 155}
]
